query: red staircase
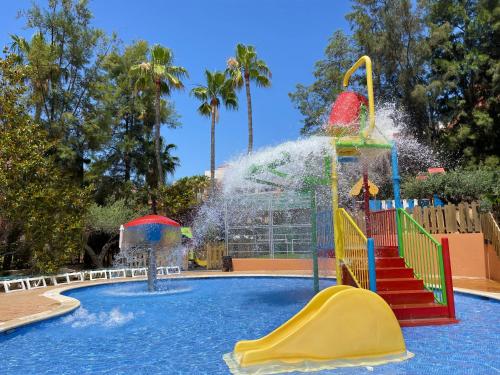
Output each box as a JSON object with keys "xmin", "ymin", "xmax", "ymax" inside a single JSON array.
[{"xmin": 375, "ymin": 245, "xmax": 456, "ymax": 327}]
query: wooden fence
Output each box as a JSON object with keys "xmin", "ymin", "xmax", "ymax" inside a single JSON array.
[
  {"xmin": 355, "ymin": 202, "xmax": 485, "ymax": 235},
  {"xmin": 481, "ymin": 212, "xmax": 500, "ymax": 257},
  {"xmin": 411, "ymin": 202, "xmax": 482, "ymax": 234},
  {"xmin": 205, "ymin": 243, "xmax": 225, "ymax": 270}
]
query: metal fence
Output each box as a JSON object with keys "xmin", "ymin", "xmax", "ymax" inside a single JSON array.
[{"xmin": 225, "ymin": 191, "xmax": 313, "ymax": 258}]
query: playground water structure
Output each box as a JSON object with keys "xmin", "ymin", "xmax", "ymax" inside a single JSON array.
[
  {"xmin": 117, "ymin": 215, "xmax": 184, "ymax": 292},
  {"xmin": 190, "ymin": 56, "xmax": 461, "ymax": 372},
  {"xmin": 0, "ymin": 277, "xmax": 498, "ymax": 374}
]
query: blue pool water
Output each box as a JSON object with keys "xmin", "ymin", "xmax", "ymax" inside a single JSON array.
[{"xmin": 0, "ymin": 277, "xmax": 499, "ymax": 374}]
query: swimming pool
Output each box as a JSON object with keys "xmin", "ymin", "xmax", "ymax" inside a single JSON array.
[{"xmin": 1, "ymin": 277, "xmax": 499, "ymax": 374}]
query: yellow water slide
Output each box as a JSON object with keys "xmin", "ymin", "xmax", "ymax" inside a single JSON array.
[{"xmin": 224, "ymin": 286, "xmax": 412, "ymax": 374}]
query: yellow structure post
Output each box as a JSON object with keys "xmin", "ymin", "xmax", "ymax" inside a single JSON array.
[
  {"xmin": 331, "ymin": 140, "xmax": 343, "ymax": 284},
  {"xmin": 342, "ymin": 55, "xmax": 375, "ymax": 139}
]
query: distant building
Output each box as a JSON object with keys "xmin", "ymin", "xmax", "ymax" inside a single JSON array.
[{"xmin": 204, "ymin": 164, "xmax": 228, "ymax": 182}]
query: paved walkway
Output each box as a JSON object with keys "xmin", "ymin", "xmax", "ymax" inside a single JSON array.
[{"xmin": 1, "ymin": 271, "xmax": 498, "ymax": 330}]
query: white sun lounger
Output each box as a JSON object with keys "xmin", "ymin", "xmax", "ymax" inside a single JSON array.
[
  {"xmin": 108, "ymin": 269, "xmax": 126, "ymax": 279},
  {"xmin": 49, "ymin": 274, "xmax": 70, "ymax": 285},
  {"xmin": 129, "ymin": 267, "xmax": 147, "ymax": 278},
  {"xmin": 67, "ymin": 272, "xmax": 84, "ymax": 283},
  {"xmin": 25, "ymin": 276, "xmax": 47, "ymax": 290},
  {"xmin": 157, "ymin": 266, "xmax": 167, "ymax": 276},
  {"xmin": 89, "ymin": 270, "xmax": 108, "ymax": 280},
  {"xmin": 166, "ymin": 266, "xmax": 181, "ymax": 275},
  {"xmin": 49, "ymin": 272, "xmax": 84, "ymax": 285},
  {"xmin": 2, "ymin": 279, "xmax": 27, "ymax": 293}
]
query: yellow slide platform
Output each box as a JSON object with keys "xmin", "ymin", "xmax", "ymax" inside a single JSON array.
[{"xmin": 224, "ymin": 286, "xmax": 412, "ymax": 374}]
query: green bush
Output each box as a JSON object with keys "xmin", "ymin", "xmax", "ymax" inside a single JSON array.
[{"xmin": 402, "ymin": 168, "xmax": 500, "ymax": 210}]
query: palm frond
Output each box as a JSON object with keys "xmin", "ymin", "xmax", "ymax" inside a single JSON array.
[
  {"xmin": 151, "ymin": 44, "xmax": 173, "ymax": 66},
  {"xmin": 256, "ymin": 59, "xmax": 272, "ymax": 78},
  {"xmin": 190, "ymin": 86, "xmax": 209, "ymax": 101},
  {"xmin": 197, "ymin": 102, "xmax": 212, "ymax": 117},
  {"xmin": 223, "ymin": 95, "xmax": 238, "ymax": 111},
  {"xmin": 165, "ymin": 72, "xmax": 184, "ymax": 89},
  {"xmin": 169, "ymin": 65, "xmax": 189, "ymax": 79},
  {"xmin": 254, "ymin": 75, "xmax": 271, "ymax": 88}
]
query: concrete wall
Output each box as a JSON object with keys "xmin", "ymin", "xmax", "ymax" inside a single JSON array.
[
  {"xmin": 485, "ymin": 244, "xmax": 500, "ymax": 282},
  {"xmin": 232, "ymin": 233, "xmax": 500, "ymax": 281},
  {"xmin": 433, "ymin": 233, "xmax": 487, "ymax": 279}
]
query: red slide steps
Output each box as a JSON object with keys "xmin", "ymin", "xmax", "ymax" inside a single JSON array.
[{"xmin": 375, "ymin": 246, "xmax": 457, "ymax": 327}]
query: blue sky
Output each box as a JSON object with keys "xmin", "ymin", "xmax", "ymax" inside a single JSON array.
[{"xmin": 0, "ymin": 0, "xmax": 352, "ymax": 180}]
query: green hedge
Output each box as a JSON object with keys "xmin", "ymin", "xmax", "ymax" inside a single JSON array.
[{"xmin": 402, "ymin": 169, "xmax": 500, "ymax": 211}]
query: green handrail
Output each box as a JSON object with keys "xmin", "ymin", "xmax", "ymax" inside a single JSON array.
[{"xmin": 397, "ymin": 208, "xmax": 447, "ymax": 305}]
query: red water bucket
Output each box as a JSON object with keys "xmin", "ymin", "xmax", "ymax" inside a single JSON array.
[{"xmin": 327, "ymin": 91, "xmax": 368, "ymax": 136}]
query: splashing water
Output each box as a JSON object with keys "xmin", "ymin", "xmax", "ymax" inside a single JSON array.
[
  {"xmin": 62, "ymin": 307, "xmax": 138, "ymax": 328},
  {"xmin": 191, "ymin": 104, "xmax": 451, "ymax": 261}
]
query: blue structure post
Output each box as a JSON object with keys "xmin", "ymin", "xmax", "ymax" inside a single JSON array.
[
  {"xmin": 391, "ymin": 143, "xmax": 402, "ymax": 209},
  {"xmin": 367, "ymin": 238, "xmax": 377, "ymax": 292}
]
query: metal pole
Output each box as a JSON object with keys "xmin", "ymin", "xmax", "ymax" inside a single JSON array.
[
  {"xmin": 224, "ymin": 201, "xmax": 229, "ymax": 256},
  {"xmin": 367, "ymin": 238, "xmax": 377, "ymax": 292},
  {"xmin": 441, "ymin": 238, "xmax": 457, "ymax": 321},
  {"xmin": 363, "ymin": 164, "xmax": 371, "ymax": 237},
  {"xmin": 147, "ymin": 247, "xmax": 157, "ymax": 292},
  {"xmin": 331, "ymin": 140, "xmax": 342, "ymax": 284},
  {"xmin": 311, "ymin": 189, "xmax": 319, "ymax": 293},
  {"xmin": 391, "ymin": 143, "xmax": 402, "ymax": 209},
  {"xmin": 391, "ymin": 143, "xmax": 403, "ymax": 256},
  {"xmin": 269, "ymin": 195, "xmax": 274, "ymax": 258}
]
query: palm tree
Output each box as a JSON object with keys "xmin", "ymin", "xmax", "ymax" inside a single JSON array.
[
  {"xmin": 131, "ymin": 44, "xmax": 187, "ymax": 188},
  {"xmin": 227, "ymin": 44, "xmax": 272, "ymax": 153},
  {"xmin": 191, "ymin": 70, "xmax": 238, "ymax": 193}
]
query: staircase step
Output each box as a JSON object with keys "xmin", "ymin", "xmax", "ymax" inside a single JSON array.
[
  {"xmin": 378, "ymin": 289, "xmax": 435, "ymax": 304},
  {"xmin": 399, "ymin": 317, "xmax": 459, "ymax": 327},
  {"xmin": 376, "ymin": 257, "xmax": 405, "ymax": 267},
  {"xmin": 391, "ymin": 303, "xmax": 449, "ymax": 320},
  {"xmin": 376, "ymin": 278, "xmax": 424, "ymax": 291},
  {"xmin": 376, "ymin": 267, "xmax": 414, "ymax": 279},
  {"xmin": 375, "ymin": 246, "xmax": 399, "ymax": 257}
]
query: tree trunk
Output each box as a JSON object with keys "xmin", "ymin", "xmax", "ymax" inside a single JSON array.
[
  {"xmin": 245, "ymin": 74, "xmax": 253, "ymax": 153},
  {"xmin": 34, "ymin": 102, "xmax": 42, "ymax": 125},
  {"xmin": 84, "ymin": 244, "xmax": 103, "ymax": 269},
  {"xmin": 210, "ymin": 107, "xmax": 216, "ymax": 194},
  {"xmin": 154, "ymin": 80, "xmax": 163, "ymax": 188},
  {"xmin": 124, "ymin": 115, "xmax": 131, "ymax": 182},
  {"xmin": 84, "ymin": 238, "xmax": 118, "ymax": 269}
]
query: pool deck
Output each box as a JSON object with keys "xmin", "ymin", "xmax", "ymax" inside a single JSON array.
[{"xmin": 1, "ymin": 271, "xmax": 499, "ymax": 333}]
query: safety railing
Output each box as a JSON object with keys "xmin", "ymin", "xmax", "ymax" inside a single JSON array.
[
  {"xmin": 336, "ymin": 208, "xmax": 375, "ymax": 291},
  {"xmin": 371, "ymin": 209, "xmax": 398, "ymax": 247},
  {"xmin": 397, "ymin": 208, "xmax": 447, "ymax": 305}
]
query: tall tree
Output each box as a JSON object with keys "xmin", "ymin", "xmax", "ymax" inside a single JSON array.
[
  {"xmin": 289, "ymin": 31, "xmax": 356, "ymax": 135},
  {"xmin": 424, "ymin": 0, "xmax": 500, "ymax": 166},
  {"xmin": 11, "ymin": 0, "xmax": 114, "ymax": 183},
  {"xmin": 191, "ymin": 70, "xmax": 238, "ymax": 192},
  {"xmin": 0, "ymin": 53, "xmax": 87, "ymax": 273},
  {"xmin": 158, "ymin": 175, "xmax": 210, "ymax": 224},
  {"xmin": 131, "ymin": 44, "xmax": 187, "ymax": 188},
  {"xmin": 346, "ymin": 0, "xmax": 430, "ymax": 139},
  {"xmin": 90, "ymin": 41, "xmax": 181, "ymax": 208},
  {"xmin": 226, "ymin": 44, "xmax": 272, "ymax": 153}
]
